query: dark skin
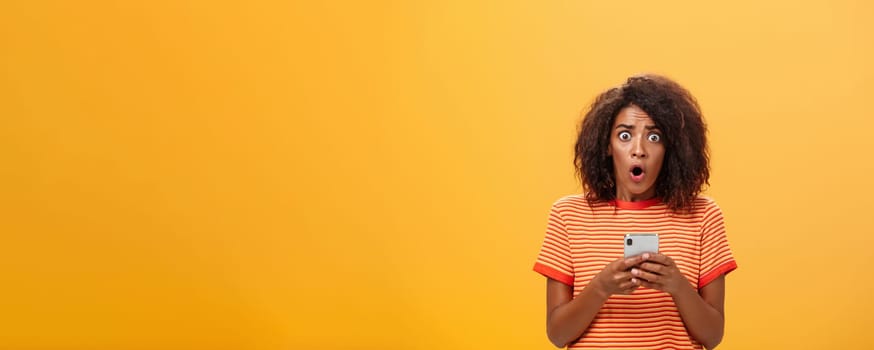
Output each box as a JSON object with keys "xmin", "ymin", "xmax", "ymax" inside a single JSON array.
[{"xmin": 546, "ymin": 253, "xmax": 726, "ymax": 348}]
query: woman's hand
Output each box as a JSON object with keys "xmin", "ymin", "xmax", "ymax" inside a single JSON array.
[
  {"xmin": 590, "ymin": 255, "xmax": 649, "ymax": 298},
  {"xmin": 631, "ymin": 253, "xmax": 690, "ymax": 295}
]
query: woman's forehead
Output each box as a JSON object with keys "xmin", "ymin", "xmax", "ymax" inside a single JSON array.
[{"xmin": 613, "ymin": 105, "xmax": 656, "ymax": 126}]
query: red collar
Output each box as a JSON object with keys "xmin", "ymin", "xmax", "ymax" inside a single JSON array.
[{"xmin": 609, "ymin": 197, "xmax": 662, "ymax": 209}]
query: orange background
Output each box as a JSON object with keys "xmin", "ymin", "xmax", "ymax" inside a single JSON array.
[{"xmin": 2, "ymin": 1, "xmax": 873, "ymax": 349}]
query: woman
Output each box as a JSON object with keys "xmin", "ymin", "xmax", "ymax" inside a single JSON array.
[{"xmin": 533, "ymin": 74, "xmax": 737, "ymax": 349}]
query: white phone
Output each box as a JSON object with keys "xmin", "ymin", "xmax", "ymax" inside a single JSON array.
[{"xmin": 624, "ymin": 233, "xmax": 659, "ymax": 258}]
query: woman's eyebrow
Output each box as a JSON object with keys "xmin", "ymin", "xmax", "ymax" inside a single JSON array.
[{"xmin": 614, "ymin": 124, "xmax": 660, "ymax": 130}]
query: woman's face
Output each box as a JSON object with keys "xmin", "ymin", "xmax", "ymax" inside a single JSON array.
[{"xmin": 607, "ymin": 105, "xmax": 665, "ymax": 202}]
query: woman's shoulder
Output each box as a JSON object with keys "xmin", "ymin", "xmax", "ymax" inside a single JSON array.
[
  {"xmin": 550, "ymin": 193, "xmax": 611, "ymax": 211},
  {"xmin": 689, "ymin": 195, "xmax": 723, "ymax": 215}
]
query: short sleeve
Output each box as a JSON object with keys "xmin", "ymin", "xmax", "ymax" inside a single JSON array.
[
  {"xmin": 698, "ymin": 199, "xmax": 738, "ymax": 288},
  {"xmin": 533, "ymin": 202, "xmax": 574, "ymax": 286}
]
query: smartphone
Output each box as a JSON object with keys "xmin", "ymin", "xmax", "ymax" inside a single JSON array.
[{"xmin": 624, "ymin": 233, "xmax": 659, "ymax": 258}]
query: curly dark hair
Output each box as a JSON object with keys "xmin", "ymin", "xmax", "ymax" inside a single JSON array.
[{"xmin": 574, "ymin": 74, "xmax": 709, "ymax": 212}]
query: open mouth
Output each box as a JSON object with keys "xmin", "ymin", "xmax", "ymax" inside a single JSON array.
[{"xmin": 630, "ymin": 166, "xmax": 645, "ymax": 182}]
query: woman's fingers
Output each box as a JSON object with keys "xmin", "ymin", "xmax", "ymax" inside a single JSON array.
[
  {"xmin": 599, "ymin": 255, "xmax": 668, "ymax": 296},
  {"xmin": 631, "ymin": 268, "xmax": 660, "ymax": 283},
  {"xmin": 637, "ymin": 262, "xmax": 664, "ymax": 274},
  {"xmin": 618, "ymin": 280, "xmax": 640, "ymax": 294},
  {"xmin": 643, "ymin": 253, "xmax": 674, "ymax": 266},
  {"xmin": 620, "ymin": 254, "xmax": 650, "ymax": 270},
  {"xmin": 611, "ymin": 271, "xmax": 633, "ymax": 286},
  {"xmin": 637, "ymin": 279, "xmax": 660, "ymax": 291}
]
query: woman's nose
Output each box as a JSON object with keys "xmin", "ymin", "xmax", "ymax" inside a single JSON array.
[{"xmin": 631, "ymin": 138, "xmax": 647, "ymax": 158}]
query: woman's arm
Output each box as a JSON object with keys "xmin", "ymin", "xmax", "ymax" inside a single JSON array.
[
  {"xmin": 545, "ymin": 255, "xmax": 648, "ymax": 348},
  {"xmin": 671, "ymin": 275, "xmax": 725, "ymax": 349},
  {"xmin": 545, "ymin": 278, "xmax": 607, "ymax": 348}
]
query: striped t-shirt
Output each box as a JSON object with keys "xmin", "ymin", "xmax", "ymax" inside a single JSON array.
[{"xmin": 533, "ymin": 195, "xmax": 737, "ymax": 349}]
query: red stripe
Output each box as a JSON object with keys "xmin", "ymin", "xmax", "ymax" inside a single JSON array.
[
  {"xmin": 699, "ymin": 260, "xmax": 737, "ymax": 288},
  {"xmin": 533, "ymin": 262, "xmax": 573, "ymax": 285}
]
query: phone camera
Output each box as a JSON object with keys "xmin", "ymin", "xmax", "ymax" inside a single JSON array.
[{"xmin": 626, "ymin": 238, "xmax": 633, "ymax": 246}]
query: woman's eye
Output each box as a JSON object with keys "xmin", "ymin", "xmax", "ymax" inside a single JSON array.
[
  {"xmin": 619, "ymin": 131, "xmax": 631, "ymax": 141},
  {"xmin": 648, "ymin": 134, "xmax": 661, "ymax": 142}
]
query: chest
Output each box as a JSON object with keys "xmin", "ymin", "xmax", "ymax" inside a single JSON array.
[{"xmin": 565, "ymin": 212, "xmax": 703, "ymax": 288}]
